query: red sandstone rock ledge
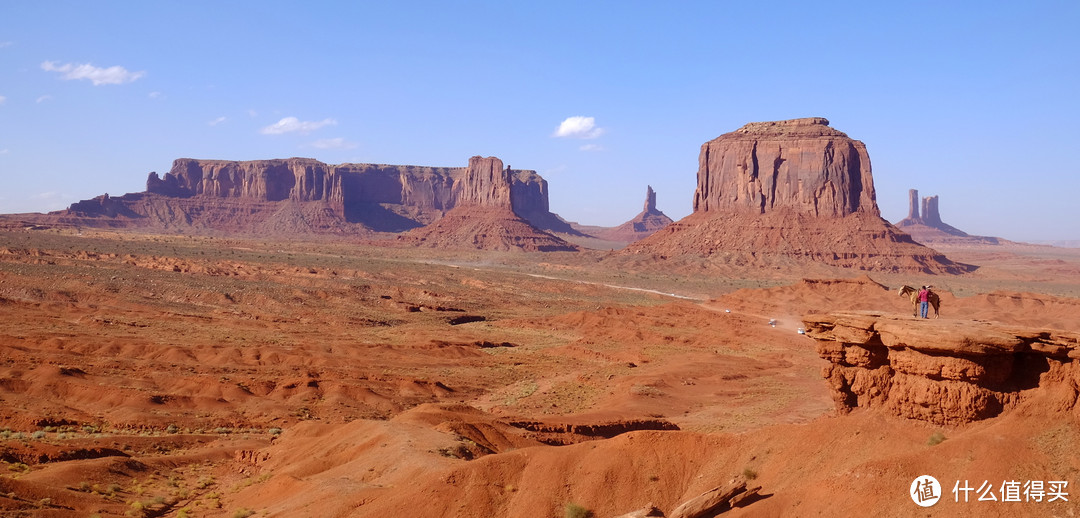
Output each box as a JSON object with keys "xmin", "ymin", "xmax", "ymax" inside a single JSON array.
[{"xmin": 802, "ymin": 311, "xmax": 1080, "ymax": 425}]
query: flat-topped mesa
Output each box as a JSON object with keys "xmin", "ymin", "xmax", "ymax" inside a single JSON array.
[
  {"xmin": 148, "ymin": 157, "xmax": 345, "ymax": 206},
  {"xmin": 729, "ymin": 117, "xmax": 848, "ymax": 138},
  {"xmin": 693, "ymin": 117, "xmax": 877, "ymax": 218},
  {"xmin": 623, "ymin": 118, "xmax": 973, "ymax": 273},
  {"xmin": 79, "ymin": 155, "xmax": 570, "ymax": 234}
]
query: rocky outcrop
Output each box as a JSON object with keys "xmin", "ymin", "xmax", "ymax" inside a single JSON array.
[
  {"xmin": 668, "ymin": 478, "xmax": 758, "ymax": 518},
  {"xmin": 896, "ymin": 189, "xmax": 966, "ymax": 236},
  {"xmin": 56, "ymin": 156, "xmax": 571, "ymax": 236},
  {"xmin": 395, "ymin": 207, "xmax": 577, "ymax": 251},
  {"xmin": 147, "ymin": 158, "xmax": 345, "ymax": 206},
  {"xmin": 895, "ymin": 189, "xmax": 1004, "ymax": 245},
  {"xmin": 692, "ymin": 117, "xmax": 876, "ymax": 217},
  {"xmin": 593, "ymin": 186, "xmax": 674, "ymax": 243},
  {"xmin": 625, "ymin": 118, "xmax": 972, "ymax": 273},
  {"xmin": 453, "ymin": 156, "xmax": 513, "ymax": 208},
  {"xmin": 396, "ymin": 156, "xmax": 578, "ymax": 252},
  {"xmin": 803, "ymin": 311, "xmax": 1080, "ymax": 424}
]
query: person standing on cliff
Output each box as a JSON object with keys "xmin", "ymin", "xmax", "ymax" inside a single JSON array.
[{"xmin": 918, "ymin": 286, "xmax": 930, "ymax": 318}]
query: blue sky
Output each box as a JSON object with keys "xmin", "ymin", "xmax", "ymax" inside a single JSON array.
[{"xmin": 1, "ymin": 1, "xmax": 1077, "ymax": 241}]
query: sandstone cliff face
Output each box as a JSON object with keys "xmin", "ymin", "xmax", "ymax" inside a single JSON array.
[
  {"xmin": 803, "ymin": 311, "xmax": 1080, "ymax": 425},
  {"xmin": 693, "ymin": 117, "xmax": 877, "ymax": 217},
  {"xmin": 72, "ymin": 156, "xmax": 564, "ymax": 235},
  {"xmin": 453, "ymin": 156, "xmax": 513, "ymax": 208},
  {"xmin": 397, "ymin": 156, "xmax": 578, "ymax": 252},
  {"xmin": 625, "ymin": 118, "xmax": 970, "ymax": 273},
  {"xmin": 148, "ymin": 158, "xmax": 344, "ymax": 206}
]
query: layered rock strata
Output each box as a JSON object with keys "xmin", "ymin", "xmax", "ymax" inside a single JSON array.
[
  {"xmin": 396, "ymin": 157, "xmax": 577, "ymax": 252},
  {"xmin": 802, "ymin": 311, "xmax": 1080, "ymax": 424},
  {"xmin": 626, "ymin": 118, "xmax": 972, "ymax": 273},
  {"xmin": 692, "ymin": 117, "xmax": 876, "ymax": 217},
  {"xmin": 55, "ymin": 156, "xmax": 566, "ymax": 235}
]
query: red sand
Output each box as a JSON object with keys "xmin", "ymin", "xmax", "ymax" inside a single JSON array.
[{"xmin": 1, "ymin": 230, "xmax": 1078, "ymax": 517}]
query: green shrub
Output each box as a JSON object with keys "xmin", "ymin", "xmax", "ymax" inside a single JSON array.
[{"xmin": 565, "ymin": 502, "xmax": 594, "ymax": 518}]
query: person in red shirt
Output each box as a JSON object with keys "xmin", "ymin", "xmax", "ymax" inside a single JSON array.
[{"xmin": 918, "ymin": 286, "xmax": 930, "ymax": 318}]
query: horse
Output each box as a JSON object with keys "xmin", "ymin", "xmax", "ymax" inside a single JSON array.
[{"xmin": 898, "ymin": 285, "xmax": 940, "ymax": 318}]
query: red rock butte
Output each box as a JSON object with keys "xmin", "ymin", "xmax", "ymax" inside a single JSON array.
[
  {"xmin": 626, "ymin": 117, "xmax": 974, "ymax": 274},
  {"xmin": 895, "ymin": 188, "xmax": 1005, "ymax": 246},
  {"xmin": 396, "ymin": 156, "xmax": 577, "ymax": 252},
  {"xmin": 692, "ymin": 117, "xmax": 875, "ymax": 217}
]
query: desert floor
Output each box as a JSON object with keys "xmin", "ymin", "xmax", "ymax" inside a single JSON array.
[{"xmin": 1, "ymin": 228, "xmax": 1079, "ymax": 517}]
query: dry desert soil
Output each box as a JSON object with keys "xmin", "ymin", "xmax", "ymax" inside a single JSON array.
[{"xmin": 1, "ymin": 228, "xmax": 1079, "ymax": 517}]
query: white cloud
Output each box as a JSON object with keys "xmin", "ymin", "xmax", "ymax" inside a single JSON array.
[
  {"xmin": 209, "ymin": 116, "xmax": 227, "ymax": 126},
  {"xmin": 543, "ymin": 165, "xmax": 567, "ymax": 176},
  {"xmin": 553, "ymin": 116, "xmax": 605, "ymax": 139},
  {"xmin": 0, "ymin": 95, "xmax": 5, "ymax": 105},
  {"xmin": 0, "ymin": 149, "xmax": 9, "ymax": 155},
  {"xmin": 32, "ymin": 191, "xmax": 60, "ymax": 200},
  {"xmin": 148, "ymin": 91, "xmax": 163, "ymax": 99},
  {"xmin": 0, "ymin": 42, "xmax": 12, "ymax": 49},
  {"xmin": 28, "ymin": 191, "xmax": 73, "ymax": 211},
  {"xmin": 247, "ymin": 109, "xmax": 258, "ymax": 118},
  {"xmin": 36, "ymin": 95, "xmax": 52, "ymax": 103},
  {"xmin": 579, "ymin": 143, "xmax": 605, "ymax": 152},
  {"xmin": 41, "ymin": 61, "xmax": 145, "ymax": 86},
  {"xmin": 260, "ymin": 116, "xmax": 337, "ymax": 135},
  {"xmin": 309, "ymin": 137, "xmax": 358, "ymax": 150}
]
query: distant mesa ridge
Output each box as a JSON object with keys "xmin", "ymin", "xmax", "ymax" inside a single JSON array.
[
  {"xmin": 59, "ymin": 155, "xmax": 568, "ymax": 238},
  {"xmin": 626, "ymin": 117, "xmax": 974, "ymax": 273},
  {"xmin": 22, "ymin": 118, "xmax": 991, "ymax": 266}
]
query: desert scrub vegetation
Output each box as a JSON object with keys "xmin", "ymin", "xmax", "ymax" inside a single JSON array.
[
  {"xmin": 928, "ymin": 431, "xmax": 946, "ymax": 446},
  {"xmin": 564, "ymin": 502, "xmax": 594, "ymax": 518}
]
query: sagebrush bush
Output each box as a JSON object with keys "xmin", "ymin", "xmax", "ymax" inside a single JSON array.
[{"xmin": 565, "ymin": 502, "xmax": 593, "ymax": 518}]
